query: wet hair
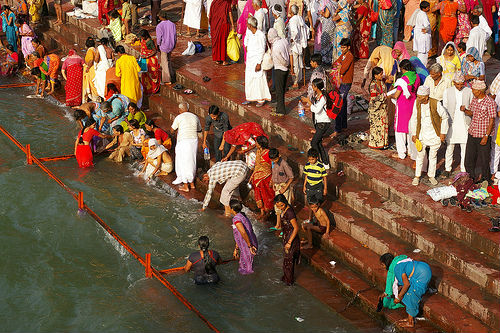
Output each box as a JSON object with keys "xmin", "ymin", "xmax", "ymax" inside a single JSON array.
[
  {"xmin": 420, "ymin": 1, "xmax": 430, "ymax": 9},
  {"xmin": 113, "ymin": 125, "xmax": 124, "ymax": 134},
  {"xmin": 256, "ymin": 135, "xmax": 269, "ymax": 149},
  {"xmin": 380, "ymin": 253, "xmax": 395, "ymax": 271},
  {"xmin": 100, "ymin": 101, "xmax": 112, "ymax": 112},
  {"xmin": 86, "ymin": 37, "xmax": 95, "ymax": 48},
  {"xmin": 99, "ymin": 37, "xmax": 109, "ymax": 45},
  {"xmin": 31, "ymin": 38, "xmax": 41, "ymax": 45},
  {"xmin": 308, "ymin": 195, "xmax": 320, "ymax": 205},
  {"xmin": 129, "ymin": 119, "xmax": 140, "ymax": 129},
  {"xmin": 310, "ymin": 53, "xmax": 322, "ymax": 65},
  {"xmin": 308, "ymin": 148, "xmax": 319, "ymax": 158},
  {"xmin": 470, "ymin": 15, "xmax": 479, "ymax": 26},
  {"xmin": 115, "ymin": 45, "xmax": 126, "ymax": 54},
  {"xmin": 208, "ymin": 105, "xmax": 220, "ymax": 115},
  {"xmin": 145, "ymin": 119, "xmax": 156, "ymax": 127},
  {"xmin": 457, "ymin": 42, "xmax": 467, "ymax": 52},
  {"xmin": 78, "ymin": 118, "xmax": 96, "ymax": 144},
  {"xmin": 198, "ymin": 236, "xmax": 216, "ymax": 274},
  {"xmin": 73, "ymin": 109, "xmax": 87, "ymax": 120},
  {"xmin": 229, "ymin": 199, "xmax": 244, "ymax": 213},
  {"xmin": 128, "ymin": 102, "xmax": 138, "ymax": 111},
  {"xmin": 340, "ymin": 38, "xmax": 350, "ymax": 47},
  {"xmin": 30, "ymin": 67, "xmax": 41, "ymax": 77},
  {"xmin": 109, "ymin": 9, "xmax": 120, "ymax": 19},
  {"xmin": 138, "ymin": 29, "xmax": 151, "ymax": 40},
  {"xmin": 268, "ymin": 148, "xmax": 279, "ymax": 159},
  {"xmin": 399, "ymin": 59, "xmax": 414, "ymax": 72},
  {"xmin": 371, "ymin": 66, "xmax": 383, "ymax": 81},
  {"xmin": 274, "ymin": 193, "xmax": 290, "ymax": 205},
  {"xmin": 6, "ymin": 44, "xmax": 15, "ymax": 52}
]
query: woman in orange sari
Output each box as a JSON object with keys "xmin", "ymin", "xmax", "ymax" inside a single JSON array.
[
  {"xmin": 250, "ymin": 135, "xmax": 275, "ymax": 219},
  {"xmin": 138, "ymin": 29, "xmax": 160, "ymax": 95},
  {"xmin": 434, "ymin": 0, "xmax": 458, "ymax": 44}
]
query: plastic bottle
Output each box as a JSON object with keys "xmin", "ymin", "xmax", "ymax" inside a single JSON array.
[
  {"xmin": 298, "ymin": 101, "xmax": 305, "ymax": 120},
  {"xmin": 203, "ymin": 147, "xmax": 210, "ymax": 160}
]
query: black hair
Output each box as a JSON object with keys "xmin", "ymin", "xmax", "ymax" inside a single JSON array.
[
  {"xmin": 127, "ymin": 102, "xmax": 138, "ymax": 111},
  {"xmin": 229, "ymin": 199, "xmax": 244, "ymax": 213},
  {"xmin": 115, "ymin": 45, "xmax": 126, "ymax": 54},
  {"xmin": 274, "ymin": 193, "xmax": 290, "ymax": 205},
  {"xmin": 159, "ymin": 9, "xmax": 169, "ymax": 19},
  {"xmin": 99, "ymin": 37, "xmax": 109, "ymax": 45},
  {"xmin": 30, "ymin": 67, "xmax": 41, "ymax": 77},
  {"xmin": 198, "ymin": 236, "xmax": 216, "ymax": 274},
  {"xmin": 371, "ymin": 66, "xmax": 383, "ymax": 81},
  {"xmin": 109, "ymin": 9, "xmax": 120, "ymax": 19},
  {"xmin": 2, "ymin": 5, "xmax": 11, "ymax": 11},
  {"xmin": 32, "ymin": 38, "xmax": 41, "ymax": 45},
  {"xmin": 73, "ymin": 109, "xmax": 86, "ymax": 120},
  {"xmin": 101, "ymin": 101, "xmax": 112, "ymax": 112},
  {"xmin": 420, "ymin": 1, "xmax": 430, "ymax": 9},
  {"xmin": 380, "ymin": 253, "xmax": 395, "ymax": 271},
  {"xmin": 256, "ymin": 135, "xmax": 269, "ymax": 149},
  {"xmin": 208, "ymin": 105, "xmax": 220, "ymax": 115},
  {"xmin": 274, "ymin": 4, "xmax": 282, "ymax": 11},
  {"xmin": 6, "ymin": 44, "xmax": 15, "ymax": 52},
  {"xmin": 138, "ymin": 29, "xmax": 151, "ymax": 40},
  {"xmin": 145, "ymin": 119, "xmax": 156, "ymax": 127},
  {"xmin": 32, "ymin": 51, "xmax": 40, "ymax": 58},
  {"xmin": 399, "ymin": 59, "xmax": 414, "ymax": 72},
  {"xmin": 312, "ymin": 78, "xmax": 325, "ymax": 91},
  {"xmin": 310, "ymin": 53, "xmax": 322, "ymax": 65},
  {"xmin": 129, "ymin": 119, "xmax": 140, "ymax": 129},
  {"xmin": 312, "ymin": 78, "xmax": 334, "ymax": 114},
  {"xmin": 17, "ymin": 17, "xmax": 26, "ymax": 25},
  {"xmin": 470, "ymin": 15, "xmax": 479, "ymax": 25},
  {"xmin": 268, "ymin": 148, "xmax": 279, "ymax": 159},
  {"xmin": 308, "ymin": 148, "xmax": 319, "ymax": 158},
  {"xmin": 78, "ymin": 118, "xmax": 96, "ymax": 144},
  {"xmin": 445, "ymin": 43, "xmax": 455, "ymax": 51},
  {"xmin": 308, "ymin": 195, "xmax": 320, "ymax": 205},
  {"xmin": 113, "ymin": 125, "xmax": 124, "ymax": 134},
  {"xmin": 457, "ymin": 42, "xmax": 467, "ymax": 51},
  {"xmin": 340, "ymin": 38, "xmax": 350, "ymax": 47},
  {"xmin": 86, "ymin": 37, "xmax": 95, "ymax": 48}
]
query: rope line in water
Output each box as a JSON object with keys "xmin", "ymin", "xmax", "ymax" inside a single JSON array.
[
  {"xmin": 0, "ymin": 82, "xmax": 36, "ymax": 88},
  {"xmin": 0, "ymin": 124, "xmax": 220, "ymax": 333},
  {"xmin": 38, "ymin": 154, "xmax": 75, "ymax": 162}
]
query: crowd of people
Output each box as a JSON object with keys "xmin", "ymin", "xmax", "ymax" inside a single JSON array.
[{"xmin": 1, "ymin": 0, "xmax": 500, "ymax": 327}]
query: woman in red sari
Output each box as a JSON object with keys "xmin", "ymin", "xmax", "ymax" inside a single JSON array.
[
  {"xmin": 62, "ymin": 49, "xmax": 84, "ymax": 107},
  {"xmin": 434, "ymin": 0, "xmax": 458, "ymax": 44},
  {"xmin": 209, "ymin": 0, "xmax": 235, "ymax": 65},
  {"xmin": 250, "ymin": 135, "xmax": 275, "ymax": 219},
  {"xmin": 74, "ymin": 118, "xmax": 109, "ymax": 168},
  {"xmin": 351, "ymin": 0, "xmax": 371, "ymax": 59},
  {"xmin": 138, "ymin": 30, "xmax": 160, "ymax": 95},
  {"xmin": 98, "ymin": 0, "xmax": 120, "ymax": 24}
]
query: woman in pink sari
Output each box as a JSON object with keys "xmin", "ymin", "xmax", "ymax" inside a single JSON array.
[
  {"xmin": 15, "ymin": 17, "xmax": 35, "ymax": 60},
  {"xmin": 236, "ymin": 0, "xmax": 268, "ymax": 60},
  {"xmin": 454, "ymin": 0, "xmax": 476, "ymax": 44}
]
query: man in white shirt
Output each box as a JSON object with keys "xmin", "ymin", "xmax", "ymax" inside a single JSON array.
[
  {"xmin": 243, "ymin": 16, "xmax": 272, "ymax": 107},
  {"xmin": 472, "ymin": 5, "xmax": 492, "ymax": 39},
  {"xmin": 269, "ymin": 0, "xmax": 286, "ymax": 28},
  {"xmin": 410, "ymin": 85, "xmax": 449, "ymax": 186},
  {"xmin": 442, "ymin": 73, "xmax": 473, "ymax": 177},
  {"xmin": 467, "ymin": 15, "xmax": 488, "ymax": 58},
  {"xmin": 268, "ymin": 28, "xmax": 291, "ymax": 116},
  {"xmin": 272, "ymin": 4, "xmax": 286, "ymax": 38},
  {"xmin": 423, "ymin": 63, "xmax": 452, "ymax": 102},
  {"xmin": 288, "ymin": 4, "xmax": 309, "ymax": 88},
  {"xmin": 171, "ymin": 102, "xmax": 202, "ymax": 192},
  {"xmin": 253, "ymin": 0, "xmax": 269, "ymax": 32},
  {"xmin": 412, "ymin": 1, "xmax": 432, "ymax": 67}
]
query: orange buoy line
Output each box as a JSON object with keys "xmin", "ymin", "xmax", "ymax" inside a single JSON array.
[
  {"xmin": 0, "ymin": 124, "xmax": 220, "ymax": 333},
  {"xmin": 38, "ymin": 154, "xmax": 75, "ymax": 162},
  {"xmin": 0, "ymin": 82, "xmax": 36, "ymax": 88}
]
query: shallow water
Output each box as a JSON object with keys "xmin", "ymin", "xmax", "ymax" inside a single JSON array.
[{"xmin": 0, "ymin": 80, "xmax": 366, "ymax": 332}]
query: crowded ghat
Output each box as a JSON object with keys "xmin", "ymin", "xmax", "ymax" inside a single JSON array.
[{"xmin": 0, "ymin": 0, "xmax": 499, "ymax": 331}]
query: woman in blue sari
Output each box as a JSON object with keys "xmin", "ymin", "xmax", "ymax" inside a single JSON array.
[
  {"xmin": 2, "ymin": 6, "xmax": 17, "ymax": 52},
  {"xmin": 393, "ymin": 259, "xmax": 432, "ymax": 328},
  {"xmin": 409, "ymin": 56, "xmax": 429, "ymax": 83}
]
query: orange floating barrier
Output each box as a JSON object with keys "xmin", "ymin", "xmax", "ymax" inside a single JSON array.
[
  {"xmin": 159, "ymin": 258, "xmax": 236, "ymax": 275},
  {"xmin": 26, "ymin": 144, "xmax": 32, "ymax": 165},
  {"xmin": 38, "ymin": 154, "xmax": 75, "ymax": 162},
  {"xmin": 0, "ymin": 124, "xmax": 220, "ymax": 333},
  {"xmin": 0, "ymin": 82, "xmax": 36, "ymax": 88}
]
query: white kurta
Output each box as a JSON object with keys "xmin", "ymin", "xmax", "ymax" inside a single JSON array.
[
  {"xmin": 287, "ymin": 14, "xmax": 308, "ymax": 54},
  {"xmin": 244, "ymin": 29, "xmax": 272, "ymax": 102},
  {"xmin": 410, "ymin": 102, "xmax": 449, "ymax": 146},
  {"xmin": 479, "ymin": 15, "xmax": 492, "ymax": 39},
  {"xmin": 412, "ymin": 10, "xmax": 431, "ymax": 53},
  {"xmin": 467, "ymin": 26, "xmax": 488, "ymax": 58},
  {"xmin": 444, "ymin": 89, "xmax": 469, "ymax": 144},
  {"xmin": 93, "ymin": 45, "xmax": 112, "ymax": 98},
  {"xmin": 183, "ymin": 0, "xmax": 202, "ymax": 30},
  {"xmin": 254, "ymin": 8, "xmax": 269, "ymax": 32},
  {"xmin": 423, "ymin": 76, "xmax": 452, "ymax": 101}
]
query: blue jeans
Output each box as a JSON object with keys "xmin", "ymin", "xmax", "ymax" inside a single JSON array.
[{"xmin": 335, "ymin": 83, "xmax": 351, "ymax": 133}]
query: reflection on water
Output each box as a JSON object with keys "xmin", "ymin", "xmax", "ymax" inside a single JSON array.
[{"xmin": 0, "ymin": 81, "xmax": 363, "ymax": 332}]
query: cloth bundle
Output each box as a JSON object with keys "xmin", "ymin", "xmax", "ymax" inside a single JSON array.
[{"xmin": 427, "ymin": 185, "xmax": 458, "ymax": 201}]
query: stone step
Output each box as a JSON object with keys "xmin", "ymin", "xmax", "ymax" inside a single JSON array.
[
  {"xmin": 332, "ymin": 148, "xmax": 500, "ymax": 260},
  {"xmin": 325, "ymin": 200, "xmax": 500, "ymax": 329},
  {"xmin": 297, "ymin": 206, "xmax": 492, "ymax": 333}
]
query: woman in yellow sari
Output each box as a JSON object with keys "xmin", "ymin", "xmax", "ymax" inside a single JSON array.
[
  {"xmin": 82, "ymin": 37, "xmax": 98, "ymax": 103},
  {"xmin": 250, "ymin": 136, "xmax": 275, "ymax": 220},
  {"xmin": 28, "ymin": 0, "xmax": 42, "ymax": 23}
]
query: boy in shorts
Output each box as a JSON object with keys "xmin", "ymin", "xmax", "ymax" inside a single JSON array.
[
  {"xmin": 301, "ymin": 196, "xmax": 331, "ymax": 249},
  {"xmin": 303, "ymin": 148, "xmax": 328, "ymax": 221}
]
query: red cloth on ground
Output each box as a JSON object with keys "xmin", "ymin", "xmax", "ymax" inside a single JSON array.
[
  {"xmin": 488, "ymin": 185, "xmax": 500, "ymax": 205},
  {"xmin": 223, "ymin": 122, "xmax": 268, "ymax": 145},
  {"xmin": 210, "ymin": 0, "xmax": 232, "ymax": 62}
]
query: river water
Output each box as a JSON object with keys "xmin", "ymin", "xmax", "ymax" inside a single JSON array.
[{"xmin": 0, "ymin": 80, "xmax": 371, "ymax": 332}]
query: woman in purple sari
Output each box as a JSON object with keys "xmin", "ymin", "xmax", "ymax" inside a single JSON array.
[{"xmin": 230, "ymin": 199, "xmax": 258, "ymax": 275}]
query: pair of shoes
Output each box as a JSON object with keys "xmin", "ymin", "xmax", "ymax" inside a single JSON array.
[
  {"xmin": 256, "ymin": 101, "xmax": 266, "ymax": 107},
  {"xmin": 412, "ymin": 177, "xmax": 420, "ymax": 186},
  {"xmin": 441, "ymin": 198, "xmax": 449, "ymax": 207},
  {"xmin": 242, "ymin": 100, "xmax": 251, "ymax": 105},
  {"xmin": 270, "ymin": 111, "xmax": 284, "ymax": 117},
  {"xmin": 429, "ymin": 177, "xmax": 438, "ymax": 185},
  {"xmin": 449, "ymin": 197, "xmax": 457, "ymax": 206},
  {"xmin": 470, "ymin": 200, "xmax": 481, "ymax": 209},
  {"xmin": 440, "ymin": 171, "xmax": 450, "ymax": 179}
]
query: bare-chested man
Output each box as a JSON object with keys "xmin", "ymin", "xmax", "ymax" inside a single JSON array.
[{"xmin": 301, "ymin": 196, "xmax": 330, "ymax": 249}]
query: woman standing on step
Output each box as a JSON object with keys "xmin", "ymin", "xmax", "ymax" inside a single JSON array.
[
  {"xmin": 367, "ymin": 67, "xmax": 389, "ymax": 149},
  {"xmin": 82, "ymin": 37, "xmax": 98, "ymax": 103},
  {"xmin": 393, "ymin": 259, "xmax": 432, "ymax": 328},
  {"xmin": 93, "ymin": 38, "xmax": 113, "ymax": 99},
  {"xmin": 138, "ymin": 29, "xmax": 161, "ymax": 95},
  {"xmin": 249, "ymin": 136, "xmax": 274, "ymax": 220},
  {"xmin": 16, "ymin": 17, "xmax": 35, "ymax": 61},
  {"xmin": 2, "ymin": 6, "xmax": 17, "ymax": 52},
  {"xmin": 62, "ymin": 49, "xmax": 85, "ymax": 107}
]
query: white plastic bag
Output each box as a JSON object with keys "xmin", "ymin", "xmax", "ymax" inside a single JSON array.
[
  {"xmin": 426, "ymin": 186, "xmax": 457, "ymax": 201},
  {"xmin": 182, "ymin": 41, "xmax": 196, "ymax": 56},
  {"xmin": 261, "ymin": 49, "xmax": 273, "ymax": 71}
]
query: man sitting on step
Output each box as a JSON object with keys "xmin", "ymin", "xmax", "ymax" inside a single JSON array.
[{"xmin": 410, "ymin": 85, "xmax": 449, "ymax": 186}]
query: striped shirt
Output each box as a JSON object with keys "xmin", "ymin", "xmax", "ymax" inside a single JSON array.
[
  {"xmin": 304, "ymin": 162, "xmax": 327, "ymax": 186},
  {"xmin": 203, "ymin": 160, "xmax": 248, "ymax": 208}
]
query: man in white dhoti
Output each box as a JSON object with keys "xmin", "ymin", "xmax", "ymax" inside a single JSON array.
[
  {"xmin": 183, "ymin": 0, "xmax": 202, "ymax": 37},
  {"xmin": 410, "ymin": 85, "xmax": 448, "ymax": 186},
  {"xmin": 467, "ymin": 15, "xmax": 488, "ymax": 59},
  {"xmin": 287, "ymin": 4, "xmax": 308, "ymax": 88},
  {"xmin": 242, "ymin": 16, "xmax": 272, "ymax": 107},
  {"xmin": 253, "ymin": 0, "xmax": 269, "ymax": 32},
  {"xmin": 442, "ymin": 73, "xmax": 473, "ymax": 178},
  {"xmin": 172, "ymin": 102, "xmax": 202, "ymax": 192},
  {"xmin": 412, "ymin": 1, "xmax": 431, "ymax": 67}
]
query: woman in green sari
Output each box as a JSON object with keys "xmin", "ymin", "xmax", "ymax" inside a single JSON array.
[{"xmin": 379, "ymin": 252, "xmax": 407, "ymax": 309}]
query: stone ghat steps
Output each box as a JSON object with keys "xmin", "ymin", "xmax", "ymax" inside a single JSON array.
[
  {"xmin": 300, "ymin": 203, "xmax": 495, "ymax": 333},
  {"xmin": 332, "ymin": 148, "xmax": 500, "ymax": 260},
  {"xmin": 326, "ymin": 196, "xmax": 500, "ymax": 330}
]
